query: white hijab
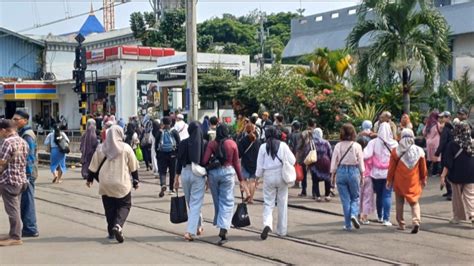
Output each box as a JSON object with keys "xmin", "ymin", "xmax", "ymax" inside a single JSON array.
[
  {"xmin": 375, "ymin": 122, "xmax": 398, "ymax": 158},
  {"xmin": 397, "ymin": 128, "xmax": 424, "ymax": 169},
  {"xmin": 101, "ymin": 125, "xmax": 125, "ymax": 160}
]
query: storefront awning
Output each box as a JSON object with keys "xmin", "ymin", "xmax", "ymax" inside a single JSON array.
[{"xmin": 0, "ymin": 83, "xmax": 58, "ymax": 100}]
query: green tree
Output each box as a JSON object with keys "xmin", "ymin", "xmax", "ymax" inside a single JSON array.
[
  {"xmin": 445, "ymin": 70, "xmax": 474, "ymax": 114},
  {"xmin": 198, "ymin": 67, "xmax": 238, "ymax": 117},
  {"xmin": 347, "ymin": 0, "xmax": 451, "ymax": 114}
]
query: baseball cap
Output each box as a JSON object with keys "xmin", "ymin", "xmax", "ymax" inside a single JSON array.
[
  {"xmin": 439, "ymin": 111, "xmax": 451, "ymax": 117},
  {"xmin": 177, "ymin": 114, "xmax": 184, "ymax": 120},
  {"xmin": 251, "ymin": 113, "xmax": 258, "ymax": 118},
  {"xmin": 457, "ymin": 107, "xmax": 468, "ymax": 115}
]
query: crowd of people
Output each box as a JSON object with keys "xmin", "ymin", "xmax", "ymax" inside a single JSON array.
[{"xmin": 0, "ymin": 107, "xmax": 472, "ymax": 247}]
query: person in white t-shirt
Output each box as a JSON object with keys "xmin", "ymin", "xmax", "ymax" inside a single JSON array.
[{"xmin": 174, "ymin": 114, "xmax": 189, "ymax": 140}]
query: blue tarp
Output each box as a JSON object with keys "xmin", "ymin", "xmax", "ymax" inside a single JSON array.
[{"xmin": 78, "ymin": 15, "xmax": 105, "ymax": 36}]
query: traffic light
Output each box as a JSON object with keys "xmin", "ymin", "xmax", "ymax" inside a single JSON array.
[{"xmin": 75, "ymin": 46, "xmax": 87, "ymax": 70}]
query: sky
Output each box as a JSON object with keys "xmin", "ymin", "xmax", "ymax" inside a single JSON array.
[{"xmin": 0, "ymin": 0, "xmax": 360, "ymax": 36}]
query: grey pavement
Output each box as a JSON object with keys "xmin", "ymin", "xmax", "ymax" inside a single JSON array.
[{"xmin": 0, "ymin": 165, "xmax": 473, "ymax": 265}]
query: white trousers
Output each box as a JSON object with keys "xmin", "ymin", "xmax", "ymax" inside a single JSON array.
[
  {"xmin": 151, "ymin": 136, "xmax": 159, "ymax": 176},
  {"xmin": 262, "ymin": 168, "xmax": 288, "ymax": 236}
]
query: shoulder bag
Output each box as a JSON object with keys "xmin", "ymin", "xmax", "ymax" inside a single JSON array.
[
  {"xmin": 88, "ymin": 156, "xmax": 107, "ymax": 182},
  {"xmin": 276, "ymin": 149, "xmax": 296, "ymax": 185},
  {"xmin": 337, "ymin": 142, "xmax": 354, "ymax": 170},
  {"xmin": 304, "ymin": 140, "xmax": 318, "ymax": 166}
]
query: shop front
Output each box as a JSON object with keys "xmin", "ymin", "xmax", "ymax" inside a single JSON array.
[{"xmin": 0, "ymin": 82, "xmax": 58, "ymax": 127}]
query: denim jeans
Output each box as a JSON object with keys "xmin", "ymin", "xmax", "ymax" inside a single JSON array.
[
  {"xmin": 181, "ymin": 165, "xmax": 206, "ymax": 235},
  {"xmin": 372, "ymin": 178, "xmax": 392, "ymax": 221},
  {"xmin": 21, "ymin": 176, "xmax": 38, "ymax": 235},
  {"xmin": 336, "ymin": 165, "xmax": 360, "ymax": 229},
  {"xmin": 208, "ymin": 166, "xmax": 235, "ymax": 230}
]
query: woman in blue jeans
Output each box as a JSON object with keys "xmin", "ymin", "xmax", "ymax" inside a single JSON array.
[
  {"xmin": 174, "ymin": 121, "xmax": 206, "ymax": 241},
  {"xmin": 330, "ymin": 123, "xmax": 365, "ymax": 230},
  {"xmin": 202, "ymin": 125, "xmax": 248, "ymax": 245},
  {"xmin": 364, "ymin": 122, "xmax": 398, "ymax": 226}
]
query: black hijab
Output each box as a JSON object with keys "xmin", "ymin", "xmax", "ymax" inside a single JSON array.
[
  {"xmin": 216, "ymin": 124, "xmax": 230, "ymax": 142},
  {"xmin": 187, "ymin": 121, "xmax": 204, "ymax": 164},
  {"xmin": 265, "ymin": 126, "xmax": 281, "ymax": 160}
]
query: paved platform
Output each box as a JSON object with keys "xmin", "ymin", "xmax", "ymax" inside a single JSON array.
[{"xmin": 1, "ymin": 166, "xmax": 473, "ymax": 265}]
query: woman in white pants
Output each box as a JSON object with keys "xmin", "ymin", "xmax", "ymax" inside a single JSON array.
[
  {"xmin": 151, "ymin": 119, "xmax": 161, "ymax": 178},
  {"xmin": 256, "ymin": 126, "xmax": 296, "ymax": 239}
]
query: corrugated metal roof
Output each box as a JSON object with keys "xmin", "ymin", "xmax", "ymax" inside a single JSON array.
[
  {"xmin": 0, "ymin": 31, "xmax": 43, "ymax": 79},
  {"xmin": 0, "ymin": 27, "xmax": 45, "ymax": 46},
  {"xmin": 283, "ymin": 1, "xmax": 474, "ymax": 58}
]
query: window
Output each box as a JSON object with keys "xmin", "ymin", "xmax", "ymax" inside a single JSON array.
[
  {"xmin": 331, "ymin": 12, "xmax": 339, "ymax": 19},
  {"xmin": 315, "ymin": 16, "xmax": 323, "ymax": 22},
  {"xmin": 200, "ymin": 100, "xmax": 214, "ymax": 110},
  {"xmin": 299, "ymin": 19, "xmax": 307, "ymax": 24},
  {"xmin": 348, "ymin": 9, "xmax": 357, "ymax": 15},
  {"xmin": 218, "ymin": 99, "xmax": 233, "ymax": 109}
]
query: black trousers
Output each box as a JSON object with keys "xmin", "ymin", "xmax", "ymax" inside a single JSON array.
[
  {"xmin": 141, "ymin": 144, "xmax": 152, "ymax": 169},
  {"xmin": 300, "ymin": 163, "xmax": 308, "ymax": 195},
  {"xmin": 102, "ymin": 192, "xmax": 132, "ymax": 236},
  {"xmin": 311, "ymin": 171, "xmax": 331, "ymax": 197},
  {"xmin": 157, "ymin": 151, "xmax": 177, "ymax": 190}
]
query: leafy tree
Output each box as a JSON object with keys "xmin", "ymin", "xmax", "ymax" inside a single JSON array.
[
  {"xmin": 445, "ymin": 70, "xmax": 474, "ymax": 114},
  {"xmin": 347, "ymin": 0, "xmax": 451, "ymax": 114},
  {"xmin": 198, "ymin": 67, "xmax": 238, "ymax": 117}
]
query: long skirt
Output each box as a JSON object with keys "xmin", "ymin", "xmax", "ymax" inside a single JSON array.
[{"xmin": 50, "ymin": 147, "xmax": 66, "ymax": 173}]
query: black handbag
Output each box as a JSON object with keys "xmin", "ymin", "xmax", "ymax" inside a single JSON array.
[
  {"xmin": 232, "ymin": 191, "xmax": 251, "ymax": 228},
  {"xmin": 170, "ymin": 190, "xmax": 188, "ymax": 224}
]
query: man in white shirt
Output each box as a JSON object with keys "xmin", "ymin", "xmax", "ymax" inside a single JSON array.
[{"xmin": 173, "ymin": 114, "xmax": 189, "ymax": 140}]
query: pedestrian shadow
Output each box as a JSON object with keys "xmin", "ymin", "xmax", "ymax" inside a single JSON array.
[
  {"xmin": 420, "ymin": 194, "xmax": 451, "ymax": 205},
  {"xmin": 25, "ymin": 236, "xmax": 112, "ymax": 245},
  {"xmin": 128, "ymin": 235, "xmax": 183, "ymax": 243}
]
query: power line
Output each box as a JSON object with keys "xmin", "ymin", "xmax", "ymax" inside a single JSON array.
[{"xmin": 18, "ymin": 1, "xmax": 129, "ymax": 33}]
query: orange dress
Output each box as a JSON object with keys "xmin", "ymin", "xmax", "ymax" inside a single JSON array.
[{"xmin": 387, "ymin": 150, "xmax": 428, "ymax": 204}]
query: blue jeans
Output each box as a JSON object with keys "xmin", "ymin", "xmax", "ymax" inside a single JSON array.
[
  {"xmin": 181, "ymin": 166, "xmax": 206, "ymax": 235},
  {"xmin": 21, "ymin": 176, "xmax": 38, "ymax": 235},
  {"xmin": 208, "ymin": 166, "xmax": 235, "ymax": 230},
  {"xmin": 372, "ymin": 178, "xmax": 392, "ymax": 221},
  {"xmin": 336, "ymin": 166, "xmax": 360, "ymax": 229}
]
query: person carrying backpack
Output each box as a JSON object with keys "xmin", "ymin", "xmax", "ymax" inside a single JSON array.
[
  {"xmin": 44, "ymin": 125, "xmax": 70, "ymax": 184},
  {"xmin": 155, "ymin": 117, "xmax": 180, "ymax": 197},
  {"xmin": 140, "ymin": 116, "xmax": 153, "ymax": 171}
]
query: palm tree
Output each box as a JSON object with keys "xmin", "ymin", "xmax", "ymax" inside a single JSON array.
[
  {"xmin": 347, "ymin": 0, "xmax": 451, "ymax": 114},
  {"xmin": 445, "ymin": 70, "xmax": 474, "ymax": 115}
]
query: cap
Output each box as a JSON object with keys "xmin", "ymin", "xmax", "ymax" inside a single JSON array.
[
  {"xmin": 457, "ymin": 108, "xmax": 468, "ymax": 115},
  {"xmin": 251, "ymin": 113, "xmax": 258, "ymax": 118},
  {"xmin": 14, "ymin": 109, "xmax": 30, "ymax": 120},
  {"xmin": 440, "ymin": 111, "xmax": 451, "ymax": 117},
  {"xmin": 177, "ymin": 114, "xmax": 184, "ymax": 120}
]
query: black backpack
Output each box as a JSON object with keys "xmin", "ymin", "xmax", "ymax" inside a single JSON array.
[{"xmin": 54, "ymin": 133, "xmax": 70, "ymax": 154}]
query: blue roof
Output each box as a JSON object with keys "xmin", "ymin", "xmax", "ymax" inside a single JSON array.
[{"xmin": 79, "ymin": 14, "xmax": 105, "ymax": 36}]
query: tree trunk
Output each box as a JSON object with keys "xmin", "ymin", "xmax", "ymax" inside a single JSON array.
[{"xmin": 402, "ymin": 68, "xmax": 410, "ymax": 114}]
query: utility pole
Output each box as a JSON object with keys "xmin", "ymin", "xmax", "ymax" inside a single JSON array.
[
  {"xmin": 255, "ymin": 12, "xmax": 268, "ymax": 73},
  {"xmin": 186, "ymin": 0, "xmax": 198, "ymax": 121},
  {"xmin": 73, "ymin": 33, "xmax": 87, "ymax": 131}
]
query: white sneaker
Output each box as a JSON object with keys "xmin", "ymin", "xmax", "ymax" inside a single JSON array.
[
  {"xmin": 449, "ymin": 218, "xmax": 460, "ymax": 224},
  {"xmin": 383, "ymin": 221, "xmax": 392, "ymax": 227}
]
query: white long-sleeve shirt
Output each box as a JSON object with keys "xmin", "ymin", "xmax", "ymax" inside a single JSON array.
[
  {"xmin": 255, "ymin": 142, "xmax": 296, "ymax": 178},
  {"xmin": 173, "ymin": 120, "xmax": 189, "ymax": 140}
]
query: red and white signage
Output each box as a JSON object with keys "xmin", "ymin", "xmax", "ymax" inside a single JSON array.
[{"xmin": 86, "ymin": 45, "xmax": 175, "ymax": 63}]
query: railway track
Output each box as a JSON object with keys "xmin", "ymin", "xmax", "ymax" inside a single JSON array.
[{"xmin": 37, "ymin": 184, "xmax": 409, "ymax": 265}]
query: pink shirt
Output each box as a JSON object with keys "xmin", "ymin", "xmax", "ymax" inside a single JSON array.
[{"xmin": 330, "ymin": 141, "xmax": 365, "ymax": 174}]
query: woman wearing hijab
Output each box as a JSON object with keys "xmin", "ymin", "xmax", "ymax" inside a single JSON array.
[
  {"xmin": 202, "ymin": 124, "xmax": 248, "ymax": 245},
  {"xmin": 309, "ymin": 128, "xmax": 333, "ymax": 202},
  {"xmin": 398, "ymin": 114, "xmax": 413, "ymax": 138},
  {"xmin": 364, "ymin": 122, "xmax": 398, "ymax": 226},
  {"xmin": 238, "ymin": 123, "xmax": 261, "ymax": 204},
  {"xmin": 440, "ymin": 121, "xmax": 474, "ymax": 225},
  {"xmin": 357, "ymin": 120, "xmax": 376, "ymax": 225},
  {"xmin": 423, "ymin": 111, "xmax": 442, "ymax": 176},
  {"xmin": 201, "ymin": 116, "xmax": 210, "ymax": 137},
  {"xmin": 80, "ymin": 119, "xmax": 99, "ymax": 180},
  {"xmin": 174, "ymin": 121, "xmax": 207, "ymax": 241},
  {"xmin": 256, "ymin": 126, "xmax": 296, "ymax": 240},
  {"xmin": 124, "ymin": 123, "xmax": 139, "ymax": 151},
  {"xmin": 87, "ymin": 125, "xmax": 139, "ymax": 243},
  {"xmin": 387, "ymin": 129, "xmax": 428, "ymax": 233},
  {"xmin": 44, "ymin": 124, "xmax": 70, "ymax": 183},
  {"xmin": 101, "ymin": 121, "xmax": 114, "ymax": 142}
]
